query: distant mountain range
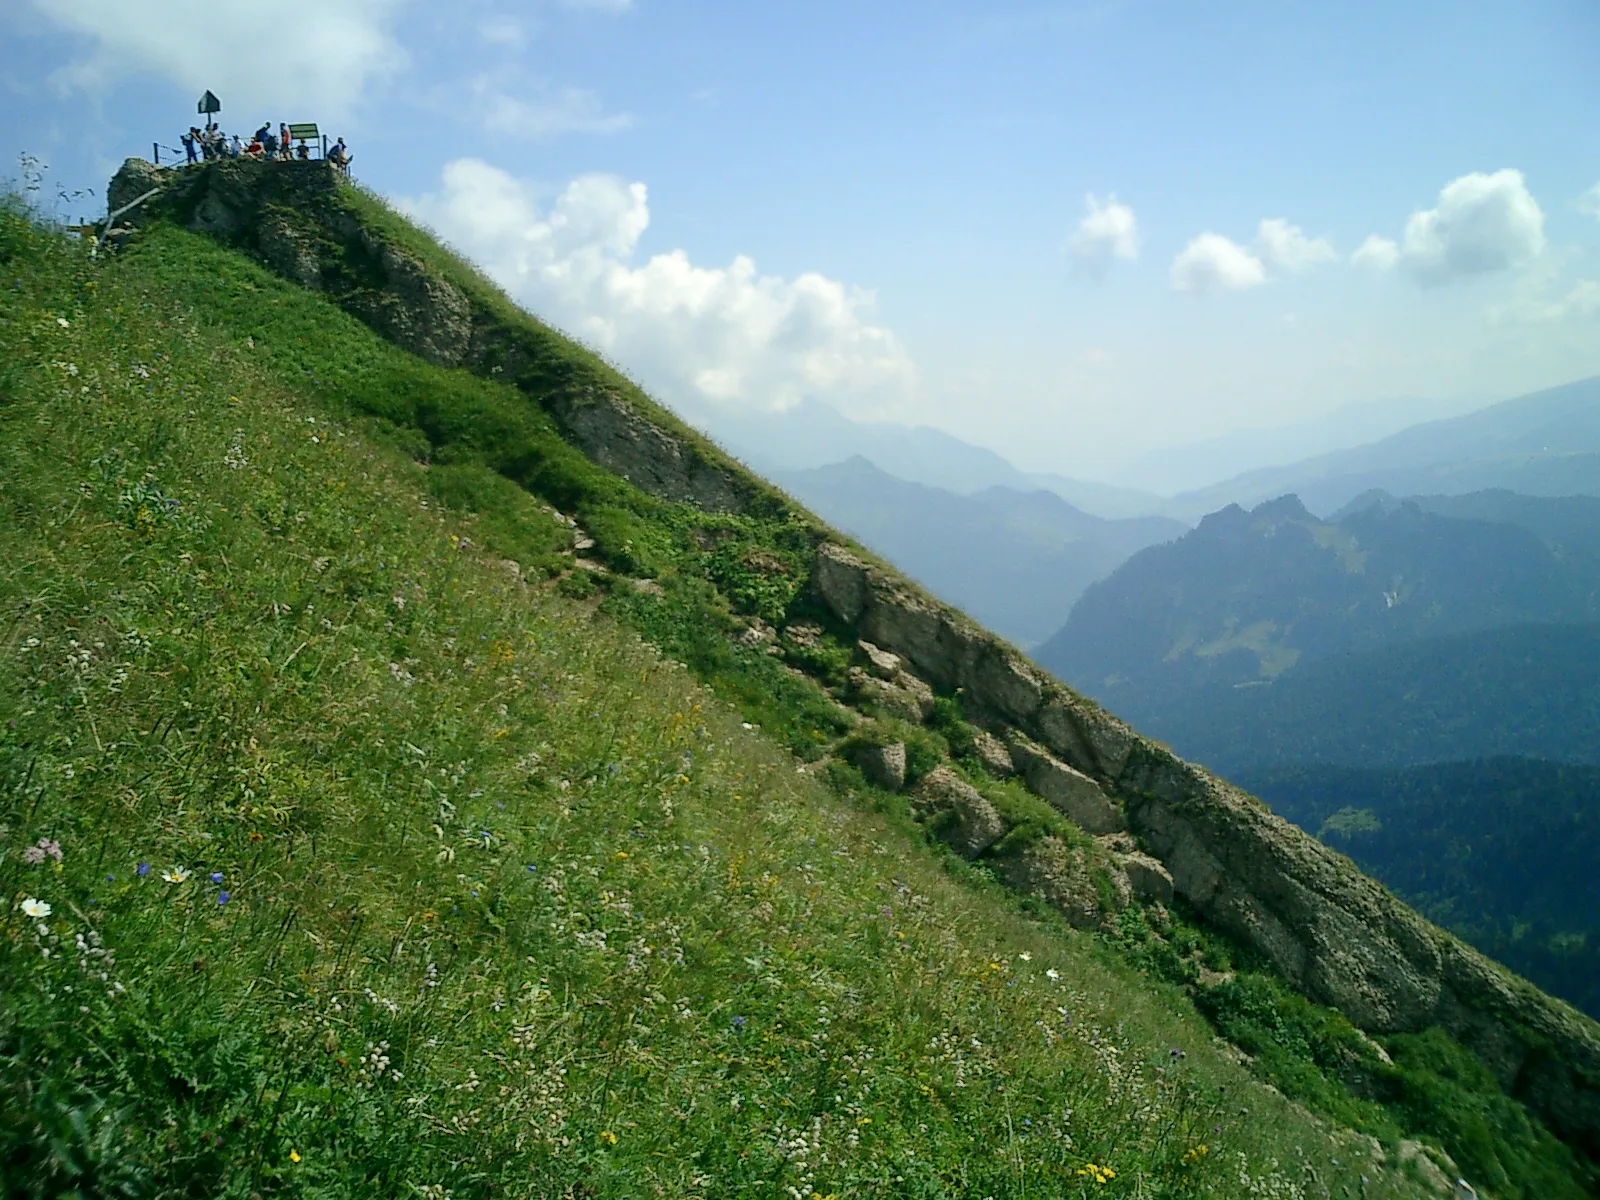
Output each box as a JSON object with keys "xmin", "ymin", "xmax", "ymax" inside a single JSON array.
[
  {"xmin": 1034, "ymin": 490, "xmax": 1600, "ymax": 771},
  {"xmin": 1163, "ymin": 375, "xmax": 1600, "ymax": 518},
  {"xmin": 689, "ymin": 374, "xmax": 1600, "ymax": 524},
  {"xmin": 776, "ymin": 456, "xmax": 1184, "ymax": 647}
]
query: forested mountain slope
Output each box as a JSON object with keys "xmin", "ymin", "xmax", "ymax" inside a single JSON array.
[{"xmin": 1246, "ymin": 759, "xmax": 1600, "ymax": 1023}]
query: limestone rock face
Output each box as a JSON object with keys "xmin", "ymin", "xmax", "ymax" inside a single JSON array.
[
  {"xmin": 858, "ymin": 639, "xmax": 903, "ymax": 679},
  {"xmin": 847, "ymin": 667, "xmax": 934, "ymax": 723},
  {"xmin": 345, "ymin": 239, "xmax": 473, "ymax": 367},
  {"xmin": 106, "ymin": 156, "xmax": 755, "ymax": 516},
  {"xmin": 1006, "ymin": 733, "xmax": 1125, "ymax": 834},
  {"xmin": 808, "ymin": 538, "xmax": 1600, "ymax": 1154},
  {"xmin": 850, "ymin": 740, "xmax": 907, "ymax": 792},
  {"xmin": 911, "ymin": 767, "xmax": 1006, "ymax": 858},
  {"xmin": 995, "ymin": 836, "xmax": 1130, "ymax": 930},
  {"xmin": 970, "ymin": 728, "xmax": 1015, "ymax": 777},
  {"xmin": 1118, "ymin": 851, "xmax": 1174, "ymax": 905}
]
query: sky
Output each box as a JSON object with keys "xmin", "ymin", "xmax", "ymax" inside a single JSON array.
[{"xmin": 4, "ymin": 0, "xmax": 1599, "ymax": 488}]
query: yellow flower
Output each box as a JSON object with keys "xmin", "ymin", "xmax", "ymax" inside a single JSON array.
[
  {"xmin": 615, "ymin": 851, "xmax": 628, "ymax": 860},
  {"xmin": 600, "ymin": 1130, "xmax": 618, "ymax": 1145},
  {"xmin": 289, "ymin": 1149, "xmax": 301, "ymax": 1163}
]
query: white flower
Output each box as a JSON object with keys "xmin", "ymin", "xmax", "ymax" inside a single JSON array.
[
  {"xmin": 1017, "ymin": 952, "xmax": 1032, "ymax": 962},
  {"xmin": 161, "ymin": 867, "xmax": 191, "ymax": 884},
  {"xmin": 56, "ymin": 317, "xmax": 69, "ymax": 328},
  {"xmin": 1046, "ymin": 968, "xmax": 1061, "ymax": 981},
  {"xmin": 21, "ymin": 898, "xmax": 51, "ymax": 919}
]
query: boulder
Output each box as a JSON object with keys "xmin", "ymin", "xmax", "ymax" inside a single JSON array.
[
  {"xmin": 850, "ymin": 740, "xmax": 907, "ymax": 792},
  {"xmin": 1006, "ymin": 733, "xmax": 1125, "ymax": 834},
  {"xmin": 995, "ymin": 835, "xmax": 1130, "ymax": 931},
  {"xmin": 1118, "ymin": 851, "xmax": 1174, "ymax": 905},
  {"xmin": 910, "ymin": 767, "xmax": 1006, "ymax": 858},
  {"xmin": 970, "ymin": 728, "xmax": 1015, "ymax": 777},
  {"xmin": 847, "ymin": 666, "xmax": 934, "ymax": 723},
  {"xmin": 858, "ymin": 639, "xmax": 903, "ymax": 680}
]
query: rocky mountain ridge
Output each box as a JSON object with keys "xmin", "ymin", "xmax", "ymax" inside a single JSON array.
[{"xmin": 108, "ymin": 156, "xmax": 1600, "ymax": 1165}]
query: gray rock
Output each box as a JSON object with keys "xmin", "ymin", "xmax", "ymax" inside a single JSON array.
[
  {"xmin": 850, "ymin": 740, "xmax": 907, "ymax": 791},
  {"xmin": 994, "ymin": 835, "xmax": 1130, "ymax": 930},
  {"xmin": 911, "ymin": 766, "xmax": 1006, "ymax": 858},
  {"xmin": 970, "ymin": 728, "xmax": 1015, "ymax": 776},
  {"xmin": 1006, "ymin": 733, "xmax": 1125, "ymax": 835},
  {"xmin": 1118, "ymin": 851, "xmax": 1174, "ymax": 905},
  {"xmin": 847, "ymin": 667, "xmax": 934, "ymax": 723},
  {"xmin": 858, "ymin": 639, "xmax": 903, "ymax": 679}
]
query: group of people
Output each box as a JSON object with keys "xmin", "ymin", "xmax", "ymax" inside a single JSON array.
[{"xmin": 179, "ymin": 122, "xmax": 351, "ymax": 171}]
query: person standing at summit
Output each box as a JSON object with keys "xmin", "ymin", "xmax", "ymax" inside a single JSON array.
[{"xmin": 279, "ymin": 123, "xmax": 292, "ymax": 161}]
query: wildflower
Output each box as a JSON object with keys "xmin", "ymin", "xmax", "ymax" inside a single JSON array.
[
  {"xmin": 615, "ymin": 851, "xmax": 628, "ymax": 861},
  {"xmin": 600, "ymin": 1130, "xmax": 618, "ymax": 1145},
  {"xmin": 21, "ymin": 898, "xmax": 51, "ymax": 919},
  {"xmin": 526, "ymin": 864, "xmax": 538, "ymax": 873},
  {"xmin": 22, "ymin": 846, "xmax": 44, "ymax": 864},
  {"xmin": 209, "ymin": 872, "xmax": 224, "ymax": 884},
  {"xmin": 731, "ymin": 1015, "xmax": 747, "ymax": 1029},
  {"xmin": 217, "ymin": 892, "xmax": 231, "ymax": 905},
  {"xmin": 1076, "ymin": 1162, "xmax": 1116, "ymax": 1184},
  {"xmin": 162, "ymin": 867, "xmax": 190, "ymax": 884},
  {"xmin": 1046, "ymin": 968, "xmax": 1061, "ymax": 981},
  {"xmin": 1182, "ymin": 1144, "xmax": 1210, "ymax": 1166},
  {"xmin": 289, "ymin": 1149, "xmax": 302, "ymax": 1163},
  {"xmin": 136, "ymin": 862, "xmax": 150, "ymax": 877},
  {"xmin": 56, "ymin": 317, "xmax": 69, "ymax": 328},
  {"xmin": 1017, "ymin": 951, "xmax": 1032, "ymax": 962}
]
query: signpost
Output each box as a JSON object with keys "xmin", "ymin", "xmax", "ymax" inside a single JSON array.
[{"xmin": 197, "ymin": 90, "xmax": 221, "ymax": 129}]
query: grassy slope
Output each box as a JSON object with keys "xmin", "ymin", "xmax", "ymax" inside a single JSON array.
[{"xmin": 0, "ymin": 205, "xmax": 1423, "ymax": 1197}]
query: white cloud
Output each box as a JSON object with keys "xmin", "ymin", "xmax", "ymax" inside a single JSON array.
[
  {"xmin": 1067, "ymin": 192, "xmax": 1139, "ymax": 277},
  {"xmin": 477, "ymin": 16, "xmax": 526, "ymax": 46},
  {"xmin": 1351, "ymin": 234, "xmax": 1400, "ymax": 271},
  {"xmin": 31, "ymin": 0, "xmax": 406, "ymax": 119},
  {"xmin": 1169, "ymin": 233, "xmax": 1267, "ymax": 294},
  {"xmin": 1580, "ymin": 182, "xmax": 1600, "ymax": 221},
  {"xmin": 474, "ymin": 77, "xmax": 632, "ymax": 138},
  {"xmin": 1253, "ymin": 218, "xmax": 1334, "ymax": 273},
  {"xmin": 1358, "ymin": 169, "xmax": 1545, "ymax": 285},
  {"xmin": 403, "ymin": 159, "xmax": 914, "ymax": 416}
]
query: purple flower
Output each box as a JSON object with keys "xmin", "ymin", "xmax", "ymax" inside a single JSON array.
[
  {"xmin": 136, "ymin": 862, "xmax": 150, "ymax": 877},
  {"xmin": 22, "ymin": 846, "xmax": 45, "ymax": 864},
  {"xmin": 217, "ymin": 891, "xmax": 231, "ymax": 905},
  {"xmin": 209, "ymin": 872, "xmax": 224, "ymax": 884},
  {"xmin": 731, "ymin": 1015, "xmax": 747, "ymax": 1029},
  {"xmin": 38, "ymin": 838, "xmax": 63, "ymax": 862},
  {"xmin": 105, "ymin": 874, "xmax": 115, "ymax": 883}
]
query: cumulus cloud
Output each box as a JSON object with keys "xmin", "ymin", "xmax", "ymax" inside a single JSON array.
[
  {"xmin": 1580, "ymin": 182, "xmax": 1600, "ymax": 221},
  {"xmin": 31, "ymin": 0, "xmax": 405, "ymax": 118},
  {"xmin": 1169, "ymin": 233, "xmax": 1267, "ymax": 294},
  {"xmin": 1351, "ymin": 234, "xmax": 1400, "ymax": 271},
  {"xmin": 1253, "ymin": 219, "xmax": 1334, "ymax": 273},
  {"xmin": 1067, "ymin": 193, "xmax": 1139, "ymax": 277},
  {"xmin": 1354, "ymin": 169, "xmax": 1546, "ymax": 285},
  {"xmin": 403, "ymin": 159, "xmax": 914, "ymax": 416}
]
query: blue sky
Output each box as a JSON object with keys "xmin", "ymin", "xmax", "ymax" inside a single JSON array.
[{"xmin": 5, "ymin": 0, "xmax": 1599, "ymax": 487}]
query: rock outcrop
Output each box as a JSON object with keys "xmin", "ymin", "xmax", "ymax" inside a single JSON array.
[
  {"xmin": 910, "ymin": 767, "xmax": 1007, "ymax": 859},
  {"xmin": 107, "ymin": 157, "xmax": 757, "ymax": 515},
  {"xmin": 849, "ymin": 740, "xmax": 907, "ymax": 792},
  {"xmin": 809, "ymin": 540, "xmax": 1600, "ymax": 1156}
]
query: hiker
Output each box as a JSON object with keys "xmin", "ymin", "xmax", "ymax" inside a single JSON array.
[
  {"xmin": 329, "ymin": 137, "xmax": 352, "ymax": 171},
  {"xmin": 296, "ymin": 139, "xmax": 310, "ymax": 160},
  {"xmin": 182, "ymin": 128, "xmax": 198, "ymax": 164},
  {"xmin": 228, "ymin": 134, "xmax": 243, "ymax": 158},
  {"xmin": 279, "ymin": 123, "xmax": 291, "ymax": 160}
]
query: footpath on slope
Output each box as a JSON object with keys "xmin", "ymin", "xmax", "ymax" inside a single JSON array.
[{"xmin": 106, "ymin": 155, "xmax": 1600, "ymax": 1173}]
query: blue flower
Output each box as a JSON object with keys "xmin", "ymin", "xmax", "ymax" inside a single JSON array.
[
  {"xmin": 526, "ymin": 864, "xmax": 538, "ymax": 873},
  {"xmin": 105, "ymin": 874, "xmax": 115, "ymax": 883},
  {"xmin": 209, "ymin": 872, "xmax": 224, "ymax": 884},
  {"xmin": 217, "ymin": 891, "xmax": 231, "ymax": 905},
  {"xmin": 731, "ymin": 1015, "xmax": 747, "ymax": 1029},
  {"xmin": 136, "ymin": 861, "xmax": 150, "ymax": 877}
]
